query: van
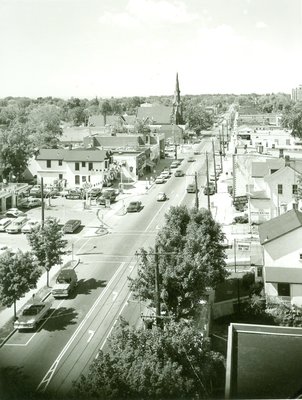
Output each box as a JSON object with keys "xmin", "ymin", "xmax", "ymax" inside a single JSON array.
[
  {"xmin": 0, "ymin": 218, "xmax": 13, "ymax": 232},
  {"xmin": 52, "ymin": 268, "xmax": 78, "ymax": 298},
  {"xmin": 63, "ymin": 219, "xmax": 81, "ymax": 233},
  {"xmin": 6, "ymin": 216, "xmax": 28, "ymax": 234}
]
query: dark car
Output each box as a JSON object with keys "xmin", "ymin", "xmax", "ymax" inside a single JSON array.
[
  {"xmin": 187, "ymin": 156, "xmax": 195, "ymax": 162},
  {"xmin": 127, "ymin": 201, "xmax": 142, "ymax": 212},
  {"xmin": 203, "ymin": 183, "xmax": 215, "ymax": 195},
  {"xmin": 63, "ymin": 219, "xmax": 81, "ymax": 233},
  {"xmin": 97, "ymin": 191, "xmax": 117, "ymax": 205},
  {"xmin": 65, "ymin": 190, "xmax": 83, "ymax": 200},
  {"xmin": 88, "ymin": 188, "xmax": 102, "ymax": 199}
]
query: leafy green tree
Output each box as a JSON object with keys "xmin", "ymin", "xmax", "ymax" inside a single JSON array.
[
  {"xmin": 183, "ymin": 103, "xmax": 214, "ymax": 133},
  {"xmin": 27, "ymin": 104, "xmax": 63, "ymax": 148},
  {"xmin": 75, "ymin": 319, "xmax": 225, "ymax": 400},
  {"xmin": 100, "ymin": 100, "xmax": 112, "ymax": 125},
  {"xmin": 0, "ymin": 250, "xmax": 41, "ymax": 319},
  {"xmin": 0, "ymin": 122, "xmax": 34, "ymax": 181},
  {"xmin": 282, "ymin": 102, "xmax": 302, "ymax": 138},
  {"xmin": 130, "ymin": 206, "xmax": 228, "ymax": 319},
  {"xmin": 27, "ymin": 218, "xmax": 67, "ymax": 287},
  {"xmin": 67, "ymin": 106, "xmax": 86, "ymax": 126}
]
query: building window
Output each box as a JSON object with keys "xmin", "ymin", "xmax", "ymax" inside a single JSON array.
[
  {"xmin": 82, "ymin": 176, "xmax": 86, "ymax": 182},
  {"xmin": 75, "ymin": 175, "xmax": 80, "ymax": 185},
  {"xmin": 59, "ymin": 174, "xmax": 63, "ymax": 180},
  {"xmin": 75, "ymin": 162, "xmax": 80, "ymax": 171},
  {"xmin": 293, "ymin": 184, "xmax": 298, "ymax": 195},
  {"xmin": 88, "ymin": 175, "xmax": 91, "ymax": 182},
  {"xmin": 82, "ymin": 161, "xmax": 86, "ymax": 167},
  {"xmin": 88, "ymin": 162, "xmax": 93, "ymax": 171},
  {"xmin": 286, "ymin": 139, "xmax": 290, "ymax": 145},
  {"xmin": 46, "ymin": 160, "xmax": 51, "ymax": 168},
  {"xmin": 58, "ymin": 160, "xmax": 63, "ymax": 166},
  {"xmin": 277, "ymin": 184, "xmax": 283, "ymax": 194},
  {"xmin": 277, "ymin": 283, "xmax": 290, "ymax": 297}
]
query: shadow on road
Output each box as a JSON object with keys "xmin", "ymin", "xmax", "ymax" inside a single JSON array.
[
  {"xmin": 43, "ymin": 307, "xmax": 78, "ymax": 332},
  {"xmin": 76, "ymin": 278, "xmax": 106, "ymax": 296}
]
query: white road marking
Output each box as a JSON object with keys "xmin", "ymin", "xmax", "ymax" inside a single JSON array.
[
  {"xmin": 112, "ymin": 291, "xmax": 118, "ymax": 301},
  {"xmin": 36, "ymin": 262, "xmax": 126, "ymax": 393},
  {"xmin": 145, "ymin": 202, "xmax": 166, "ymax": 231},
  {"xmin": 87, "ymin": 330, "xmax": 95, "ymax": 343}
]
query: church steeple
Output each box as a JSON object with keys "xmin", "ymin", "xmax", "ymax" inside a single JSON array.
[{"xmin": 173, "ymin": 72, "xmax": 183, "ymax": 124}]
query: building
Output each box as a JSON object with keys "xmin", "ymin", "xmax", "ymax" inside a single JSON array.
[
  {"xmin": 292, "ymin": 84, "xmax": 302, "ymax": 101},
  {"xmin": 258, "ymin": 209, "xmax": 302, "ymax": 306},
  {"xmin": 27, "ymin": 148, "xmax": 108, "ymax": 188},
  {"xmin": 225, "ymin": 323, "xmax": 302, "ymax": 399}
]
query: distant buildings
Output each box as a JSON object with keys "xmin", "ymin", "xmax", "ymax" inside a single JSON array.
[{"xmin": 292, "ymin": 84, "xmax": 302, "ymax": 101}]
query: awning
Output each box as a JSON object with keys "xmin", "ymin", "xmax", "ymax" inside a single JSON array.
[{"xmin": 145, "ymin": 159, "xmax": 155, "ymax": 167}]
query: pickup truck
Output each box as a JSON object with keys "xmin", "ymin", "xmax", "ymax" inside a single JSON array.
[{"xmin": 52, "ymin": 268, "xmax": 78, "ymax": 298}]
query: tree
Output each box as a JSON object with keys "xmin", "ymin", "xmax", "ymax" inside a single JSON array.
[
  {"xmin": 183, "ymin": 103, "xmax": 214, "ymax": 133},
  {"xmin": 130, "ymin": 206, "xmax": 228, "ymax": 319},
  {"xmin": 100, "ymin": 100, "xmax": 112, "ymax": 125},
  {"xmin": 27, "ymin": 218, "xmax": 67, "ymax": 287},
  {"xmin": 282, "ymin": 102, "xmax": 302, "ymax": 138},
  {"xmin": 27, "ymin": 104, "xmax": 63, "ymax": 148},
  {"xmin": 0, "ymin": 250, "xmax": 41, "ymax": 319},
  {"xmin": 0, "ymin": 122, "xmax": 34, "ymax": 181},
  {"xmin": 75, "ymin": 319, "xmax": 225, "ymax": 400}
]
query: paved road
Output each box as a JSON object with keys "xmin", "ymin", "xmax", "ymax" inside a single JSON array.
[{"xmin": 0, "ymin": 137, "xmax": 216, "ymax": 399}]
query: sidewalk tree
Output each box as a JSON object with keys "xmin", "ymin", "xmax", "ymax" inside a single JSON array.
[
  {"xmin": 130, "ymin": 206, "xmax": 228, "ymax": 319},
  {"xmin": 75, "ymin": 319, "xmax": 225, "ymax": 400},
  {"xmin": 0, "ymin": 250, "xmax": 41, "ymax": 319},
  {"xmin": 27, "ymin": 218, "xmax": 67, "ymax": 287}
]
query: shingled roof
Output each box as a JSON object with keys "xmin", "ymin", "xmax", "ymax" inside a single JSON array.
[
  {"xmin": 137, "ymin": 105, "xmax": 173, "ymax": 125},
  {"xmin": 258, "ymin": 209, "xmax": 302, "ymax": 245}
]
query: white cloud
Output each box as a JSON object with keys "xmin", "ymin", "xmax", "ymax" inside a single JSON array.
[
  {"xmin": 99, "ymin": 0, "xmax": 200, "ymax": 28},
  {"xmin": 256, "ymin": 21, "xmax": 268, "ymax": 29}
]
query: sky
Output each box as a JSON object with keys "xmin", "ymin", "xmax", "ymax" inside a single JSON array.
[{"xmin": 0, "ymin": 0, "xmax": 302, "ymax": 98}]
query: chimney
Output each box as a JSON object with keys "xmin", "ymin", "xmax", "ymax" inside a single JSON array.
[{"xmin": 285, "ymin": 155, "xmax": 290, "ymax": 166}]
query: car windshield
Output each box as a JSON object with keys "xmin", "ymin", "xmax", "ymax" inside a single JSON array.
[
  {"xmin": 57, "ymin": 277, "xmax": 71, "ymax": 283},
  {"xmin": 22, "ymin": 305, "xmax": 44, "ymax": 316}
]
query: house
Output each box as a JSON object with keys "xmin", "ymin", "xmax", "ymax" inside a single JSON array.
[
  {"xmin": 258, "ymin": 209, "xmax": 302, "ymax": 306},
  {"xmin": 28, "ymin": 148, "xmax": 109, "ymax": 188},
  {"xmin": 136, "ymin": 105, "xmax": 174, "ymax": 125}
]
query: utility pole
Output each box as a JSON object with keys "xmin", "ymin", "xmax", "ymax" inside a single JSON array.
[
  {"xmin": 41, "ymin": 177, "xmax": 45, "ymax": 228},
  {"xmin": 222, "ymin": 124, "xmax": 225, "ymax": 157},
  {"xmin": 212, "ymin": 139, "xmax": 217, "ymax": 193},
  {"xmin": 194, "ymin": 172, "xmax": 199, "ymax": 210},
  {"xmin": 206, "ymin": 152, "xmax": 211, "ymax": 213},
  {"xmin": 154, "ymin": 243, "xmax": 161, "ymax": 326},
  {"xmin": 219, "ymin": 129, "xmax": 223, "ymax": 173},
  {"xmin": 232, "ymin": 154, "xmax": 236, "ymax": 203}
]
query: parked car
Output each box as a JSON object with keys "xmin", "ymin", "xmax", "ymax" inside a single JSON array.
[
  {"xmin": 187, "ymin": 156, "xmax": 195, "ymax": 162},
  {"xmin": 5, "ymin": 208, "xmax": 26, "ymax": 218},
  {"xmin": 88, "ymin": 188, "xmax": 102, "ymax": 199},
  {"xmin": 203, "ymin": 183, "xmax": 216, "ymax": 196},
  {"xmin": 6, "ymin": 216, "xmax": 28, "ymax": 233},
  {"xmin": 22, "ymin": 197, "xmax": 42, "ymax": 209},
  {"xmin": 21, "ymin": 220, "xmax": 40, "ymax": 234},
  {"xmin": 233, "ymin": 214, "xmax": 249, "ymax": 224},
  {"xmin": 174, "ymin": 169, "xmax": 184, "ymax": 177},
  {"xmin": 65, "ymin": 189, "xmax": 83, "ymax": 200},
  {"xmin": 155, "ymin": 177, "xmax": 165, "ymax": 184},
  {"xmin": 170, "ymin": 161, "xmax": 180, "ymax": 168},
  {"xmin": 52, "ymin": 268, "xmax": 78, "ymax": 298},
  {"xmin": 14, "ymin": 301, "xmax": 52, "ymax": 331},
  {"xmin": 186, "ymin": 184, "xmax": 196, "ymax": 193},
  {"xmin": 157, "ymin": 192, "xmax": 167, "ymax": 201},
  {"xmin": 194, "ymin": 150, "xmax": 201, "ymax": 155},
  {"xmin": 160, "ymin": 171, "xmax": 171, "ymax": 179},
  {"xmin": 97, "ymin": 190, "xmax": 117, "ymax": 205},
  {"xmin": 0, "ymin": 218, "xmax": 13, "ymax": 232},
  {"xmin": 29, "ymin": 185, "xmax": 42, "ymax": 197},
  {"xmin": 63, "ymin": 219, "xmax": 81, "ymax": 233},
  {"xmin": 127, "ymin": 201, "xmax": 142, "ymax": 212}
]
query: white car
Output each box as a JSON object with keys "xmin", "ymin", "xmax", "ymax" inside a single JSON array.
[
  {"xmin": 14, "ymin": 301, "xmax": 52, "ymax": 331},
  {"xmin": 155, "ymin": 177, "xmax": 165, "ymax": 184},
  {"xmin": 21, "ymin": 220, "xmax": 40, "ymax": 234},
  {"xmin": 5, "ymin": 208, "xmax": 25, "ymax": 218}
]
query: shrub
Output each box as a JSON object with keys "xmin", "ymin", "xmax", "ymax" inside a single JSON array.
[{"xmin": 266, "ymin": 303, "xmax": 302, "ymax": 327}]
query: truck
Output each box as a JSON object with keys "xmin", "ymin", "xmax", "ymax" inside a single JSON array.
[{"xmin": 51, "ymin": 268, "xmax": 78, "ymax": 298}]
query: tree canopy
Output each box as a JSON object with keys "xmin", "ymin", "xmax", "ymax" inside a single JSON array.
[
  {"xmin": 183, "ymin": 103, "xmax": 214, "ymax": 133},
  {"xmin": 75, "ymin": 319, "xmax": 225, "ymax": 400},
  {"xmin": 130, "ymin": 206, "xmax": 228, "ymax": 319},
  {"xmin": 281, "ymin": 102, "xmax": 302, "ymax": 138},
  {"xmin": 27, "ymin": 218, "xmax": 67, "ymax": 287},
  {"xmin": 0, "ymin": 250, "xmax": 41, "ymax": 318}
]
